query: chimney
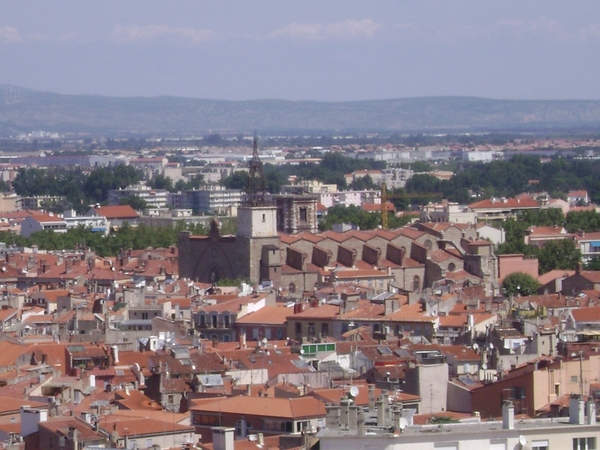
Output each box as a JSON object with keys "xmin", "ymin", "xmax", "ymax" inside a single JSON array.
[
  {"xmin": 357, "ymin": 407, "xmax": 365, "ymax": 435},
  {"xmin": 212, "ymin": 427, "xmax": 235, "ymax": 450},
  {"xmin": 68, "ymin": 426, "xmax": 78, "ymax": 447},
  {"xmin": 393, "ymin": 404, "xmax": 403, "ymax": 430},
  {"xmin": 587, "ymin": 401, "xmax": 597, "ymax": 425},
  {"xmin": 570, "ymin": 395, "xmax": 585, "ymax": 425},
  {"xmin": 239, "ymin": 333, "xmax": 246, "ymax": 350},
  {"xmin": 325, "ymin": 404, "xmax": 339, "ymax": 429},
  {"xmin": 502, "ymin": 401, "xmax": 514, "ymax": 430},
  {"xmin": 376, "ymin": 396, "xmax": 385, "ymax": 427},
  {"xmin": 368, "ymin": 384, "xmax": 375, "ymax": 411},
  {"xmin": 384, "ymin": 298, "xmax": 399, "ymax": 316},
  {"xmin": 348, "ymin": 405, "xmax": 358, "ymax": 431},
  {"xmin": 257, "ymin": 433, "xmax": 264, "ymax": 446},
  {"xmin": 340, "ymin": 398, "xmax": 351, "ymax": 430},
  {"xmin": 576, "ymin": 262, "xmax": 583, "ymax": 275}
]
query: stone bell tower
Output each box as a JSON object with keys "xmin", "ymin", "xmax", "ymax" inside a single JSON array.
[{"xmin": 236, "ymin": 135, "xmax": 281, "ymax": 285}]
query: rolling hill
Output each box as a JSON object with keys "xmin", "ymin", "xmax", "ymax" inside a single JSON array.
[{"xmin": 2, "ymin": 85, "xmax": 600, "ymax": 135}]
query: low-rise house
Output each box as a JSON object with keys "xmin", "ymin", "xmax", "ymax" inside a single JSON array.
[
  {"xmin": 525, "ymin": 225, "xmax": 570, "ymax": 247},
  {"xmin": 100, "ymin": 415, "xmax": 196, "ymax": 449},
  {"xmin": 561, "ymin": 264, "xmax": 600, "ymax": 295},
  {"xmin": 190, "ymin": 395, "xmax": 326, "ymax": 442},
  {"xmin": 468, "ymin": 196, "xmax": 540, "ymax": 221},
  {"xmin": 38, "ymin": 417, "xmax": 108, "ymax": 450},
  {"xmin": 235, "ymin": 305, "xmax": 290, "ymax": 341},
  {"xmin": 87, "ymin": 205, "xmax": 140, "ymax": 229},
  {"xmin": 20, "ymin": 212, "xmax": 67, "ymax": 238}
]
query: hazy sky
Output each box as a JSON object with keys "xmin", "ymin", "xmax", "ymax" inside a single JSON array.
[{"xmin": 1, "ymin": 1, "xmax": 600, "ymax": 101}]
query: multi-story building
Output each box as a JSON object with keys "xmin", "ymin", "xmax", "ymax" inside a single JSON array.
[
  {"xmin": 0, "ymin": 192, "xmax": 21, "ymax": 212},
  {"xmin": 171, "ymin": 186, "xmax": 242, "ymax": 215},
  {"xmin": 319, "ymin": 397, "xmax": 600, "ymax": 450},
  {"xmin": 20, "ymin": 195, "xmax": 66, "ymax": 210},
  {"xmin": 469, "ymin": 196, "xmax": 540, "ymax": 221},
  {"xmin": 108, "ymin": 185, "xmax": 169, "ymax": 208},
  {"xmin": 573, "ymin": 232, "xmax": 600, "ymax": 263}
]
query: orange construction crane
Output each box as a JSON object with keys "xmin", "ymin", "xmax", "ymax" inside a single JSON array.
[{"xmin": 380, "ymin": 183, "xmax": 443, "ymax": 229}]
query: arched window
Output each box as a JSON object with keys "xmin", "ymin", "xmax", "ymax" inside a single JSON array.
[{"xmin": 413, "ymin": 276, "xmax": 420, "ymax": 292}]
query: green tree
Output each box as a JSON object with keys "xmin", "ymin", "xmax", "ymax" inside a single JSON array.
[
  {"xmin": 119, "ymin": 196, "xmax": 148, "ymax": 211},
  {"xmin": 585, "ymin": 257, "xmax": 600, "ymax": 271},
  {"xmin": 319, "ymin": 205, "xmax": 380, "ymax": 231},
  {"xmin": 502, "ymin": 272, "xmax": 540, "ymax": 297},
  {"xmin": 537, "ymin": 239, "xmax": 581, "ymax": 274},
  {"xmin": 148, "ymin": 174, "xmax": 174, "ymax": 192}
]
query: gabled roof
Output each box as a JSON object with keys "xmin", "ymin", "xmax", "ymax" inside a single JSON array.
[
  {"xmin": 93, "ymin": 205, "xmax": 139, "ymax": 219},
  {"xmin": 571, "ymin": 306, "xmax": 600, "ymax": 324},
  {"xmin": 469, "ymin": 197, "xmax": 539, "ymax": 209},
  {"xmin": 235, "ymin": 305, "xmax": 291, "ymax": 325},
  {"xmin": 189, "ymin": 395, "xmax": 326, "ymax": 419}
]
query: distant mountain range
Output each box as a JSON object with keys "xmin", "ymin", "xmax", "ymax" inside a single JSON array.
[{"xmin": 1, "ymin": 85, "xmax": 600, "ymax": 136}]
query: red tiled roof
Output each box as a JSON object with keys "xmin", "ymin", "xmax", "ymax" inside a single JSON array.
[
  {"xmin": 190, "ymin": 395, "xmax": 326, "ymax": 419},
  {"xmin": 571, "ymin": 306, "xmax": 600, "ymax": 323},
  {"xmin": 94, "ymin": 205, "xmax": 139, "ymax": 219},
  {"xmin": 469, "ymin": 197, "xmax": 539, "ymax": 209}
]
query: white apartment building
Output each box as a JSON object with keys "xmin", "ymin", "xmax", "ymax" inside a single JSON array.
[
  {"xmin": 319, "ymin": 397, "xmax": 600, "ymax": 450},
  {"xmin": 107, "ymin": 185, "xmax": 169, "ymax": 208},
  {"xmin": 168, "ymin": 186, "xmax": 242, "ymax": 215}
]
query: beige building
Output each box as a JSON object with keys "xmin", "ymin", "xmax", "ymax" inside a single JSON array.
[{"xmin": 0, "ymin": 192, "xmax": 20, "ymax": 212}]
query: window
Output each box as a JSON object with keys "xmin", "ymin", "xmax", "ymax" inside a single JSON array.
[
  {"xmin": 321, "ymin": 323, "xmax": 328, "ymax": 337},
  {"xmin": 295, "ymin": 322, "xmax": 302, "ymax": 336},
  {"xmin": 532, "ymin": 440, "xmax": 549, "ymax": 450},
  {"xmin": 434, "ymin": 444, "xmax": 457, "ymax": 450},
  {"xmin": 299, "ymin": 207, "xmax": 307, "ymax": 223},
  {"xmin": 308, "ymin": 323, "xmax": 315, "ymax": 337},
  {"xmin": 573, "ymin": 437, "xmax": 596, "ymax": 450},
  {"xmin": 224, "ymin": 315, "xmax": 230, "ymax": 328},
  {"xmin": 262, "ymin": 214, "xmax": 266, "ymax": 223},
  {"xmin": 235, "ymin": 419, "xmax": 252, "ymax": 437},
  {"xmin": 413, "ymin": 276, "xmax": 420, "ymax": 292},
  {"xmin": 572, "ymin": 375, "xmax": 579, "ymax": 383},
  {"xmin": 211, "ymin": 314, "xmax": 218, "ymax": 328}
]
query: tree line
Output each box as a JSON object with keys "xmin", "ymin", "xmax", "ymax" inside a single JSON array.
[
  {"xmin": 0, "ymin": 219, "xmax": 237, "ymax": 257},
  {"xmin": 12, "ymin": 165, "xmax": 144, "ymax": 213}
]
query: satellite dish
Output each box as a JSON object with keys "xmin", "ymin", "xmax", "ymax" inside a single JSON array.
[
  {"xmin": 349, "ymin": 386, "xmax": 359, "ymax": 398},
  {"xmin": 399, "ymin": 418, "xmax": 408, "ymax": 431},
  {"xmin": 300, "ymin": 349, "xmax": 305, "ymax": 355},
  {"xmin": 489, "ymin": 343, "xmax": 494, "ymax": 350},
  {"xmin": 472, "ymin": 343, "xmax": 479, "ymax": 351},
  {"xmin": 518, "ymin": 435, "xmax": 527, "ymax": 446},
  {"xmin": 482, "ymin": 363, "xmax": 488, "ymax": 370}
]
